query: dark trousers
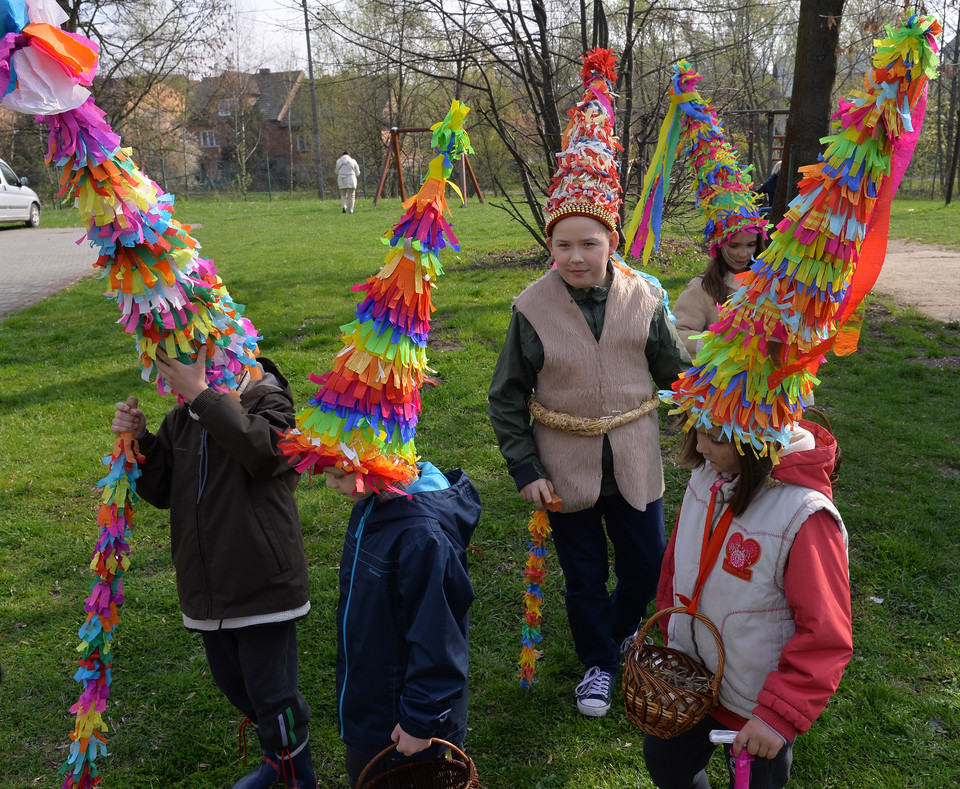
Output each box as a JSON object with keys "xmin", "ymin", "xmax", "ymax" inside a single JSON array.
[
  {"xmin": 643, "ymin": 715, "xmax": 793, "ymax": 789},
  {"xmin": 345, "ymin": 741, "xmax": 457, "ymax": 789},
  {"xmin": 549, "ymin": 494, "xmax": 665, "ymax": 674},
  {"xmin": 201, "ymin": 620, "xmax": 311, "ymax": 753}
]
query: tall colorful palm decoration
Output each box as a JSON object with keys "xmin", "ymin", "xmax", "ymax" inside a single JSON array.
[
  {"xmin": 3, "ymin": 1, "xmax": 266, "ymax": 785},
  {"xmin": 279, "ymin": 100, "xmax": 473, "ymax": 495},
  {"xmin": 667, "ymin": 13, "xmax": 941, "ymax": 458}
]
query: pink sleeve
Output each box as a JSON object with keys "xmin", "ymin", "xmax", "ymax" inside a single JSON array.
[
  {"xmin": 656, "ymin": 511, "xmax": 680, "ymax": 638},
  {"xmin": 754, "ymin": 510, "xmax": 853, "ymax": 741}
]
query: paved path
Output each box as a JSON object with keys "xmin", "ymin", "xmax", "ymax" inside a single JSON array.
[
  {"xmin": 875, "ymin": 239, "xmax": 960, "ymax": 324},
  {"xmin": 0, "ymin": 225, "xmax": 95, "ymax": 319}
]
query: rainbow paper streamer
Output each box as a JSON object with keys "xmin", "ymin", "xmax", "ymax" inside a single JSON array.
[
  {"xmin": 2, "ymin": 0, "xmax": 263, "ymax": 398},
  {"xmin": 58, "ymin": 425, "xmax": 143, "ymax": 788},
  {"xmin": 519, "ymin": 509, "xmax": 551, "ymax": 689},
  {"xmin": 279, "ymin": 101, "xmax": 473, "ymax": 494},
  {"xmin": 668, "ymin": 12, "xmax": 941, "ymax": 459},
  {"xmin": 624, "ymin": 60, "xmax": 766, "ymax": 264}
]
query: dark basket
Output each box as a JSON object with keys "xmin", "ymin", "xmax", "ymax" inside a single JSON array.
[
  {"xmin": 356, "ymin": 738, "xmax": 480, "ymax": 789},
  {"xmin": 622, "ymin": 606, "xmax": 725, "ymax": 739}
]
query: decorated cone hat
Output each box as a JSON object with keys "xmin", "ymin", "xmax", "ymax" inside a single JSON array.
[
  {"xmin": 544, "ymin": 47, "xmax": 623, "ymax": 235},
  {"xmin": 279, "ymin": 101, "xmax": 473, "ymax": 495},
  {"xmin": 625, "ymin": 60, "xmax": 768, "ymax": 266},
  {"xmin": 666, "ymin": 13, "xmax": 941, "ymax": 460}
]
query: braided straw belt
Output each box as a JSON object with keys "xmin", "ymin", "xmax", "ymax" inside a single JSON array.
[{"xmin": 527, "ymin": 395, "xmax": 661, "ymax": 437}]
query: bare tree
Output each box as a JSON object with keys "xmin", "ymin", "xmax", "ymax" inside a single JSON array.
[
  {"xmin": 57, "ymin": 0, "xmax": 230, "ymax": 129},
  {"xmin": 771, "ymin": 0, "xmax": 846, "ymax": 224}
]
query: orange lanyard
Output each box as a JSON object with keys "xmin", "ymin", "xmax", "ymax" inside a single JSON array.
[{"xmin": 681, "ymin": 485, "xmax": 734, "ymax": 615}]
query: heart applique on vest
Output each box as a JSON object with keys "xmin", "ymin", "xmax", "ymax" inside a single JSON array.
[{"xmin": 722, "ymin": 532, "xmax": 761, "ymax": 581}]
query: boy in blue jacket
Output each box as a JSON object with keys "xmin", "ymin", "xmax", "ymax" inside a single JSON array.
[
  {"xmin": 324, "ymin": 463, "xmax": 481, "ymax": 787},
  {"xmin": 277, "ymin": 100, "xmax": 481, "ymax": 786}
]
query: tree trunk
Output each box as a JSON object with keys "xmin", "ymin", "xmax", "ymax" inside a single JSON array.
[{"xmin": 771, "ymin": 0, "xmax": 845, "ymax": 226}]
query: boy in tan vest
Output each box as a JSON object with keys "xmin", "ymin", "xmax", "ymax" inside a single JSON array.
[{"xmin": 488, "ymin": 49, "xmax": 690, "ymax": 717}]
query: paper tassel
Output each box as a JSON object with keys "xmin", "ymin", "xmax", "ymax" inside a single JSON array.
[
  {"xmin": 519, "ymin": 510, "xmax": 552, "ymax": 689},
  {"xmin": 59, "ymin": 411, "xmax": 143, "ymax": 788}
]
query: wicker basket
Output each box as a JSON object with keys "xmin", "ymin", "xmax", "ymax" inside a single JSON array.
[
  {"xmin": 622, "ymin": 606, "xmax": 725, "ymax": 739},
  {"xmin": 356, "ymin": 738, "xmax": 480, "ymax": 789}
]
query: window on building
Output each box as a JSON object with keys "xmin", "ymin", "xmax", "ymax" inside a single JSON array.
[
  {"xmin": 297, "ymin": 135, "xmax": 311, "ymax": 153},
  {"xmin": 218, "ymin": 99, "xmax": 235, "ymax": 117},
  {"xmin": 200, "ymin": 130, "xmax": 219, "ymax": 148}
]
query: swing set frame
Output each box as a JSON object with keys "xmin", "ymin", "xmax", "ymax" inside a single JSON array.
[{"xmin": 372, "ymin": 126, "xmax": 485, "ymax": 207}]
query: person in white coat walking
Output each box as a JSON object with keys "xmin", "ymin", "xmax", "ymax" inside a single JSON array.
[{"xmin": 335, "ymin": 151, "xmax": 361, "ymax": 213}]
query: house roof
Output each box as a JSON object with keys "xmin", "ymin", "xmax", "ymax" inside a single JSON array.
[
  {"xmin": 186, "ymin": 69, "xmax": 304, "ymax": 121},
  {"xmin": 253, "ymin": 69, "xmax": 305, "ymax": 122}
]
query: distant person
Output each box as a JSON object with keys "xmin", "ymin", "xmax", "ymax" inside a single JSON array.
[
  {"xmin": 755, "ymin": 160, "xmax": 781, "ymax": 214},
  {"xmin": 111, "ymin": 351, "xmax": 317, "ymax": 789},
  {"xmin": 336, "ymin": 151, "xmax": 361, "ymax": 214}
]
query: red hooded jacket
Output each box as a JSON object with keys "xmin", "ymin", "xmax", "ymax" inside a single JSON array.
[{"xmin": 658, "ymin": 420, "xmax": 853, "ymax": 741}]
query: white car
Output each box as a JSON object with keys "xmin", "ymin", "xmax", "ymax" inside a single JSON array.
[{"xmin": 0, "ymin": 158, "xmax": 42, "ymax": 227}]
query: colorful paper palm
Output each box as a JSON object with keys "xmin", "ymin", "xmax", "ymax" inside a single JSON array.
[
  {"xmin": 3, "ymin": 1, "xmax": 268, "ymax": 784},
  {"xmin": 279, "ymin": 101, "xmax": 473, "ymax": 494},
  {"xmin": 670, "ymin": 13, "xmax": 941, "ymax": 458},
  {"xmin": 624, "ymin": 60, "xmax": 766, "ymax": 265}
]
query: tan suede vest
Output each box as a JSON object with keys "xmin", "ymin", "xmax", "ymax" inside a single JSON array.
[{"xmin": 515, "ymin": 265, "xmax": 664, "ymax": 513}]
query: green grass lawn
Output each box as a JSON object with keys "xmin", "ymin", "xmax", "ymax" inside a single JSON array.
[{"xmin": 2, "ymin": 196, "xmax": 959, "ymax": 787}]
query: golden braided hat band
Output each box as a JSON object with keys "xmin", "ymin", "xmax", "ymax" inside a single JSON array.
[{"xmin": 527, "ymin": 395, "xmax": 660, "ymax": 437}]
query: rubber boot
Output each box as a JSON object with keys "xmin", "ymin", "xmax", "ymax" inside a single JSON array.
[
  {"xmin": 285, "ymin": 739, "xmax": 318, "ymax": 789},
  {"xmin": 232, "ymin": 740, "xmax": 317, "ymax": 789},
  {"xmin": 231, "ymin": 751, "xmax": 281, "ymax": 789}
]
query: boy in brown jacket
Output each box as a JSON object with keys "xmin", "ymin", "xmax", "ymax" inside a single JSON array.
[{"xmin": 111, "ymin": 350, "xmax": 316, "ymax": 788}]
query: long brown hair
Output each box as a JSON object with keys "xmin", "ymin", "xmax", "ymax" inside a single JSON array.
[
  {"xmin": 679, "ymin": 427, "xmax": 774, "ymax": 516},
  {"xmin": 700, "ymin": 233, "xmax": 766, "ymax": 306}
]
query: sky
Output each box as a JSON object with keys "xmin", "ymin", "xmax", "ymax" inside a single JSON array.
[{"xmin": 232, "ymin": 0, "xmax": 311, "ymax": 73}]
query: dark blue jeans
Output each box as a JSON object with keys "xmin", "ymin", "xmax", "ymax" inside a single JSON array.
[
  {"xmin": 549, "ymin": 494, "xmax": 665, "ymax": 674},
  {"xmin": 643, "ymin": 715, "xmax": 793, "ymax": 789}
]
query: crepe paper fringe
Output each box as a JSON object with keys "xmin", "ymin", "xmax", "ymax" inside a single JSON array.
[
  {"xmin": 280, "ymin": 100, "xmax": 473, "ymax": 494},
  {"xmin": 544, "ymin": 47, "xmax": 623, "ymax": 232},
  {"xmin": 667, "ymin": 12, "xmax": 941, "ymax": 459},
  {"xmin": 2, "ymin": 0, "xmax": 263, "ymax": 401},
  {"xmin": 58, "ymin": 430, "xmax": 144, "ymax": 788},
  {"xmin": 519, "ymin": 510, "xmax": 552, "ymax": 689},
  {"xmin": 734, "ymin": 750, "xmax": 754, "ymax": 789},
  {"xmin": 625, "ymin": 59, "xmax": 766, "ymax": 263}
]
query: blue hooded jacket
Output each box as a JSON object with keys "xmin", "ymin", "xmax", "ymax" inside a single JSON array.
[{"xmin": 336, "ymin": 465, "xmax": 481, "ymax": 752}]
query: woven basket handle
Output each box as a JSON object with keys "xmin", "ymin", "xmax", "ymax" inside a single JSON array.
[
  {"xmin": 355, "ymin": 738, "xmax": 469, "ymax": 788},
  {"xmin": 635, "ymin": 606, "xmax": 726, "ymax": 688}
]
